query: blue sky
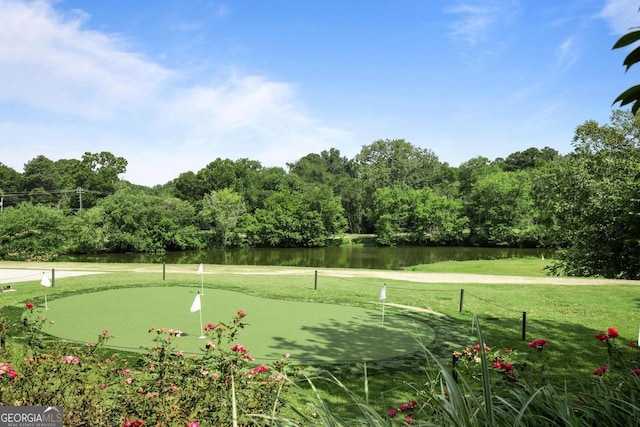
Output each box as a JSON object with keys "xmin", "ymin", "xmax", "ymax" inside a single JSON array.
[{"xmin": 0, "ymin": 0, "xmax": 638, "ymax": 186}]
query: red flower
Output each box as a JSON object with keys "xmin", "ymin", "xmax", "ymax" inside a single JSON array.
[
  {"xmin": 204, "ymin": 323, "xmax": 218, "ymax": 331},
  {"xmin": 237, "ymin": 310, "xmax": 246, "ymax": 318},
  {"xmin": 405, "ymin": 416, "xmax": 413, "ymax": 424},
  {"xmin": 632, "ymin": 369, "xmax": 640, "ymax": 376},
  {"xmin": 231, "ymin": 344, "xmax": 247, "ymax": 353},
  {"xmin": 528, "ymin": 339, "xmax": 548, "ymax": 349},
  {"xmin": 249, "ymin": 365, "xmax": 269, "ymax": 375},
  {"xmin": 387, "ymin": 409, "xmax": 397, "ymax": 418},
  {"xmin": 25, "ymin": 302, "xmax": 34, "ymax": 310},
  {"xmin": 123, "ymin": 418, "xmax": 144, "ymax": 427},
  {"xmin": 595, "ymin": 333, "xmax": 610, "ymax": 342},
  {"xmin": 592, "ymin": 366, "xmax": 608, "ymax": 376},
  {"xmin": 493, "ymin": 361, "xmax": 514, "ymax": 375},
  {"xmin": 607, "ymin": 328, "xmax": 619, "ymax": 338}
]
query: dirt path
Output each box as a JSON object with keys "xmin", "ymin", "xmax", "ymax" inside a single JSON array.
[{"xmin": 1, "ymin": 262, "xmax": 638, "ymax": 285}]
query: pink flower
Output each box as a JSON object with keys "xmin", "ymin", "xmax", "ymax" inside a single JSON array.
[
  {"xmin": 63, "ymin": 356, "xmax": 79, "ymax": 365},
  {"xmin": 6, "ymin": 370, "xmax": 16, "ymax": 380},
  {"xmin": 406, "ymin": 416, "xmax": 413, "ymax": 424},
  {"xmin": 125, "ymin": 377, "xmax": 133, "ymax": 385},
  {"xmin": 102, "ymin": 329, "xmax": 109, "ymax": 335},
  {"xmin": 86, "ymin": 342, "xmax": 93, "ymax": 347},
  {"xmin": 231, "ymin": 344, "xmax": 247, "ymax": 353},
  {"xmin": 0, "ymin": 363, "xmax": 13, "ymax": 375},
  {"xmin": 121, "ymin": 369, "xmax": 131, "ymax": 375},
  {"xmin": 237, "ymin": 310, "xmax": 246, "ymax": 317},
  {"xmin": 99, "ymin": 383, "xmax": 106, "ymax": 389},
  {"xmin": 204, "ymin": 323, "xmax": 218, "ymax": 331},
  {"xmin": 284, "ymin": 353, "xmax": 291, "ymax": 359},
  {"xmin": 188, "ymin": 422, "xmax": 199, "ymax": 427},
  {"xmin": 387, "ymin": 409, "xmax": 397, "ymax": 418}
]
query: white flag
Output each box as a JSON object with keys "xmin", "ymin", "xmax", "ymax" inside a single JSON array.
[
  {"xmin": 379, "ymin": 285, "xmax": 387, "ymax": 301},
  {"xmin": 41, "ymin": 273, "xmax": 51, "ymax": 288},
  {"xmin": 190, "ymin": 293, "xmax": 201, "ymax": 313},
  {"xmin": 197, "ymin": 263, "xmax": 204, "ymax": 275}
]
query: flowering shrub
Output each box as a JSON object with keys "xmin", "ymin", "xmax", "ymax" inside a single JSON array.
[
  {"xmin": 0, "ymin": 307, "xmax": 294, "ymax": 426},
  {"xmin": 387, "ymin": 399, "xmax": 418, "ymax": 424},
  {"xmin": 592, "ymin": 326, "xmax": 640, "ymax": 381},
  {"xmin": 452, "ymin": 342, "xmax": 519, "ymax": 382}
]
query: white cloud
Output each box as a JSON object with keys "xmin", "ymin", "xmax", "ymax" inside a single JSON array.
[
  {"xmin": 600, "ymin": 0, "xmax": 640, "ymax": 34},
  {"xmin": 0, "ymin": 0, "xmax": 352, "ymax": 186},
  {"xmin": 445, "ymin": 0, "xmax": 520, "ymax": 45},
  {"xmin": 0, "ymin": 0, "xmax": 172, "ymax": 118},
  {"xmin": 556, "ymin": 36, "xmax": 578, "ymax": 70}
]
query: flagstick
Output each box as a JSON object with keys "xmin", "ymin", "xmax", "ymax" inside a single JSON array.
[
  {"xmin": 381, "ymin": 300, "xmax": 385, "ymax": 326},
  {"xmin": 44, "ymin": 290, "xmax": 49, "ymax": 310},
  {"xmin": 200, "ymin": 273, "xmax": 204, "ymax": 296},
  {"xmin": 199, "ymin": 308, "xmax": 205, "ymax": 339}
]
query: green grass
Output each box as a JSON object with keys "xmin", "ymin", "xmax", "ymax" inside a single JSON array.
[
  {"xmin": 405, "ymin": 256, "xmax": 552, "ymax": 276},
  {"xmin": 43, "ymin": 286, "xmax": 434, "ymax": 363},
  {"xmin": 1, "ymin": 259, "xmax": 638, "ymax": 418}
]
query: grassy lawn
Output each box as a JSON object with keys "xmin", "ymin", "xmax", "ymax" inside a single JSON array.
[
  {"xmin": 0, "ymin": 259, "xmax": 637, "ymax": 417},
  {"xmin": 405, "ymin": 256, "xmax": 552, "ymax": 276}
]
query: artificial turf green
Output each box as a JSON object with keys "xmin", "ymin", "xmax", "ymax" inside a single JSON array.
[{"xmin": 43, "ymin": 286, "xmax": 434, "ymax": 364}]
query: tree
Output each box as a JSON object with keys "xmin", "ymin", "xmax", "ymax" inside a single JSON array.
[
  {"xmin": 534, "ymin": 111, "xmax": 640, "ymax": 278},
  {"xmin": 98, "ymin": 188, "xmax": 201, "ymax": 252},
  {"xmin": 0, "ymin": 163, "xmax": 21, "ymax": 194},
  {"xmin": 22, "ymin": 155, "xmax": 60, "ymax": 193},
  {"xmin": 250, "ymin": 178, "xmax": 346, "ymax": 247},
  {"xmin": 613, "ymin": 29, "xmax": 640, "ymax": 114},
  {"xmin": 0, "ymin": 203, "xmax": 71, "ymax": 260},
  {"xmin": 200, "ymin": 189, "xmax": 247, "ymax": 247},
  {"xmin": 466, "ymin": 170, "xmax": 535, "ymax": 246},
  {"xmin": 410, "ymin": 187, "xmax": 467, "ymax": 245},
  {"xmin": 355, "ymin": 139, "xmax": 442, "ymax": 232}
]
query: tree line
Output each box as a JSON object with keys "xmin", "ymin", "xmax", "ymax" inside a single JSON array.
[{"xmin": 1, "ymin": 110, "xmax": 639, "ymax": 279}]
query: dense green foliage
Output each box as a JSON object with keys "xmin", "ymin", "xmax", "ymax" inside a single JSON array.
[{"xmin": 2, "ymin": 112, "xmax": 640, "ymax": 278}]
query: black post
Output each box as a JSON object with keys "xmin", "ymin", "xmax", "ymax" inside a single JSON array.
[
  {"xmin": 163, "ymin": 262, "xmax": 166, "ymax": 281},
  {"xmin": 314, "ymin": 270, "xmax": 318, "ymax": 290},
  {"xmin": 459, "ymin": 288, "xmax": 464, "ymax": 312},
  {"xmin": 51, "ymin": 268, "xmax": 55, "ymax": 288},
  {"xmin": 522, "ymin": 311, "xmax": 527, "ymax": 340}
]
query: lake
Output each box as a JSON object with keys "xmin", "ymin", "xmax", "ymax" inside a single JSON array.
[{"xmin": 59, "ymin": 246, "xmax": 549, "ymax": 270}]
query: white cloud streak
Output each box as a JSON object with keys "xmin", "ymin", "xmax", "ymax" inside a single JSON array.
[
  {"xmin": 599, "ymin": 0, "xmax": 640, "ymax": 34},
  {"xmin": 445, "ymin": 0, "xmax": 520, "ymax": 46},
  {"xmin": 0, "ymin": 0, "xmax": 351, "ymax": 185}
]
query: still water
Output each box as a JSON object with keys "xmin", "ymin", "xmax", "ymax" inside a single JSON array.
[{"xmin": 60, "ymin": 246, "xmax": 549, "ymax": 270}]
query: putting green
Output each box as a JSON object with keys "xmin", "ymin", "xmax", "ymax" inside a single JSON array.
[{"xmin": 43, "ymin": 287, "xmax": 434, "ymax": 363}]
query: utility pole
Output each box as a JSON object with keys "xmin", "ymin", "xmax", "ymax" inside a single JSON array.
[{"xmin": 77, "ymin": 187, "xmax": 83, "ymax": 210}]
